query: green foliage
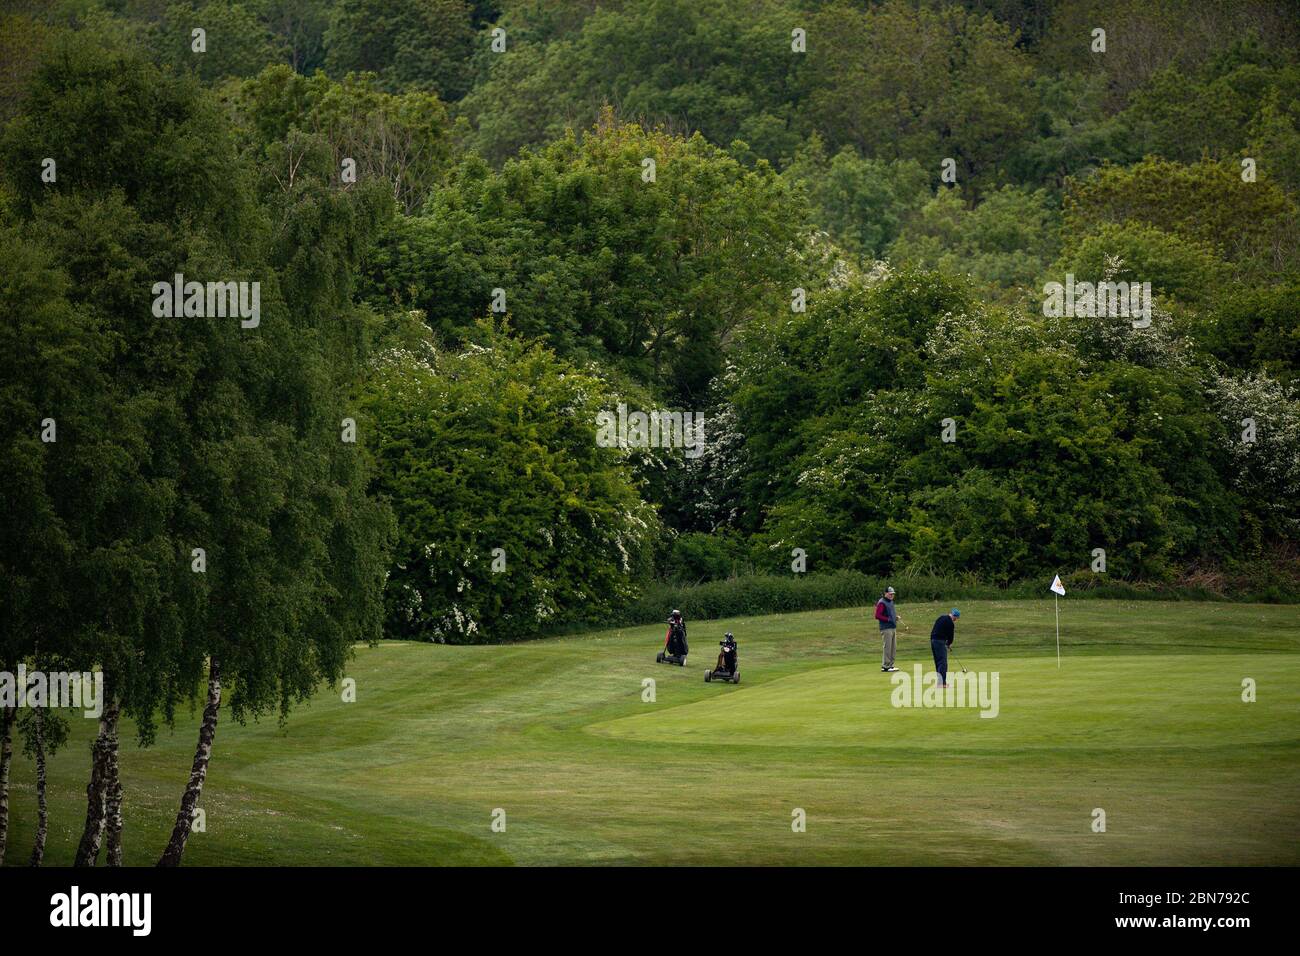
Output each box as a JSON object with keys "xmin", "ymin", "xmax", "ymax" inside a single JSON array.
[
  {"xmin": 19, "ymin": 707, "xmax": 70, "ymax": 760},
  {"xmin": 726, "ymin": 268, "xmax": 974, "ymax": 534},
  {"xmin": 783, "ymin": 136, "xmax": 929, "ymax": 258},
  {"xmin": 805, "ymin": 0, "xmax": 1036, "ymax": 188},
  {"xmin": 1051, "ymin": 221, "xmax": 1230, "ymax": 304},
  {"xmin": 1126, "ymin": 59, "xmax": 1279, "ymax": 164},
  {"xmin": 1114, "ymin": 35, "xmax": 1300, "ymax": 194},
  {"xmin": 660, "ymin": 530, "xmax": 750, "ymax": 585},
  {"xmin": 361, "ymin": 114, "xmax": 809, "ymax": 402},
  {"xmin": 1062, "ymin": 157, "xmax": 1300, "ymax": 277},
  {"xmin": 459, "ymin": 0, "xmax": 804, "ymax": 166},
  {"xmin": 161, "ymin": 1, "xmax": 284, "ymax": 82},
  {"xmin": 2, "ymin": 34, "xmax": 249, "ymax": 233},
  {"xmin": 1008, "ymin": 72, "xmax": 1138, "ymax": 189},
  {"xmin": 728, "ymin": 269, "xmax": 1246, "ymax": 582},
  {"xmin": 1207, "ymin": 371, "xmax": 1300, "ymax": 539},
  {"xmin": 4, "ymin": 0, "xmax": 1299, "ymax": 645},
  {"xmin": 0, "ymin": 12, "xmax": 56, "ymax": 123},
  {"xmin": 227, "ymin": 65, "xmax": 452, "ymax": 213},
  {"xmin": 1038, "ymin": 0, "xmax": 1300, "ymax": 108},
  {"xmin": 0, "ymin": 34, "xmax": 391, "ymax": 735},
  {"xmin": 895, "ymin": 469, "xmax": 1038, "ymax": 580},
  {"xmin": 0, "ymin": 222, "xmax": 112, "ymax": 684},
  {"xmin": 1247, "ymin": 88, "xmax": 1300, "ymax": 198},
  {"xmin": 890, "ymin": 185, "xmax": 1061, "ymax": 294},
  {"xmin": 1189, "ymin": 279, "xmax": 1300, "ymax": 384},
  {"xmin": 262, "ymin": 0, "xmax": 333, "ymax": 74},
  {"xmin": 360, "ymin": 317, "xmax": 658, "ymax": 642},
  {"xmin": 325, "ymin": 0, "xmax": 475, "ymax": 99}
]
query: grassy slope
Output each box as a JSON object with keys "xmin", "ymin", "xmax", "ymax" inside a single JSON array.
[{"xmin": 4, "ymin": 599, "xmax": 1299, "ymax": 866}]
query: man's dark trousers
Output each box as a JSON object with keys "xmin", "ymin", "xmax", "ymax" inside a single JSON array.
[{"xmin": 931, "ymin": 638, "xmax": 948, "ymax": 684}]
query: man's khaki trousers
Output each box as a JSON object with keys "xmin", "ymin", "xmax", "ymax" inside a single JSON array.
[{"xmin": 881, "ymin": 627, "xmax": 897, "ymax": 669}]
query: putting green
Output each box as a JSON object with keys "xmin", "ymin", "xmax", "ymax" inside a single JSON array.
[{"xmin": 593, "ymin": 655, "xmax": 1300, "ymax": 752}]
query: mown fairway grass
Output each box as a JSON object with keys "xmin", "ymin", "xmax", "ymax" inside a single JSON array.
[{"xmin": 5, "ymin": 599, "xmax": 1299, "ymax": 865}]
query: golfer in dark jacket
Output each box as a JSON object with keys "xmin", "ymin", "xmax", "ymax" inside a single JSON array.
[
  {"xmin": 930, "ymin": 609, "xmax": 960, "ymax": 687},
  {"xmin": 875, "ymin": 586, "xmax": 899, "ymax": 672}
]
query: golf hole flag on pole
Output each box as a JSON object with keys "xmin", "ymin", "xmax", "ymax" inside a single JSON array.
[{"xmin": 1050, "ymin": 574, "xmax": 1066, "ymax": 667}]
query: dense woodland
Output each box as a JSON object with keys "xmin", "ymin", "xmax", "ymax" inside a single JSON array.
[{"xmin": 1, "ymin": 0, "xmax": 1299, "ymax": 864}]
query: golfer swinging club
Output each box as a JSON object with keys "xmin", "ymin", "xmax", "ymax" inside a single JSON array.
[{"xmin": 930, "ymin": 608, "xmax": 960, "ymax": 688}]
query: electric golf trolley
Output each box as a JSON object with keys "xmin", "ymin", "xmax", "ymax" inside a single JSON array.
[
  {"xmin": 657, "ymin": 610, "xmax": 689, "ymax": 666},
  {"xmin": 705, "ymin": 632, "xmax": 740, "ymax": 684}
]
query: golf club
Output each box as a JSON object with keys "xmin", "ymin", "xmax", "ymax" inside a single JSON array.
[{"xmin": 951, "ymin": 650, "xmax": 969, "ymax": 674}]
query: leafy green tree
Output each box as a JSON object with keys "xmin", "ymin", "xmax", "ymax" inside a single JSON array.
[
  {"xmin": 894, "ymin": 469, "xmax": 1038, "ymax": 579},
  {"xmin": 459, "ymin": 0, "xmax": 804, "ymax": 166},
  {"xmin": 1007, "ymin": 72, "xmax": 1138, "ymax": 189},
  {"xmin": 480, "ymin": 0, "xmax": 604, "ymax": 46},
  {"xmin": 1126, "ymin": 63, "xmax": 1276, "ymax": 165},
  {"xmin": 362, "ymin": 115, "xmax": 809, "ymax": 402},
  {"xmin": 2, "ymin": 34, "xmax": 392, "ymax": 866},
  {"xmin": 161, "ymin": 1, "xmax": 284, "ymax": 81},
  {"xmin": 958, "ymin": 0, "xmax": 1054, "ymax": 47},
  {"xmin": 726, "ymin": 268, "xmax": 972, "ymax": 538},
  {"xmin": 1208, "ymin": 371, "xmax": 1300, "ymax": 540},
  {"xmin": 660, "ymin": 530, "xmax": 751, "ymax": 584},
  {"xmin": 1050, "ymin": 221, "xmax": 1230, "ymax": 305},
  {"xmin": 1039, "ymin": 0, "xmax": 1299, "ymax": 108},
  {"xmin": 783, "ymin": 136, "xmax": 929, "ymax": 259},
  {"xmin": 1246, "ymin": 88, "xmax": 1300, "ymax": 198},
  {"xmin": 1114, "ymin": 37, "xmax": 1300, "ymax": 193},
  {"xmin": 0, "ymin": 222, "xmax": 82, "ymax": 864},
  {"xmin": 360, "ymin": 316, "xmax": 658, "ymax": 642},
  {"xmin": 262, "ymin": 0, "xmax": 332, "ymax": 73},
  {"xmin": 0, "ymin": 12, "xmax": 55, "ymax": 123},
  {"xmin": 325, "ymin": 0, "xmax": 475, "ymax": 98},
  {"xmin": 767, "ymin": 316, "xmax": 1233, "ymax": 579},
  {"xmin": 228, "ymin": 65, "xmax": 453, "ymax": 213},
  {"xmin": 889, "ymin": 185, "xmax": 1061, "ymax": 295},
  {"xmin": 1190, "ymin": 280, "xmax": 1300, "ymax": 385},
  {"xmin": 1062, "ymin": 157, "xmax": 1300, "ymax": 278},
  {"xmin": 729, "ymin": 267, "xmax": 1241, "ymax": 579},
  {"xmin": 805, "ymin": 0, "xmax": 1036, "ymax": 189}
]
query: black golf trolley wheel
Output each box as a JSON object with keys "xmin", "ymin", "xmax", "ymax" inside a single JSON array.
[
  {"xmin": 704, "ymin": 671, "xmax": 712, "ymax": 682},
  {"xmin": 733, "ymin": 671, "xmax": 740, "ymax": 684}
]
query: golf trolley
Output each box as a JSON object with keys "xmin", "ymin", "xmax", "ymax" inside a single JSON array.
[
  {"xmin": 656, "ymin": 612, "xmax": 689, "ymax": 666},
  {"xmin": 704, "ymin": 632, "xmax": 740, "ymax": 684}
]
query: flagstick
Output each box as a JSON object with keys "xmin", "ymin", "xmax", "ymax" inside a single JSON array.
[{"xmin": 1055, "ymin": 592, "xmax": 1060, "ymax": 668}]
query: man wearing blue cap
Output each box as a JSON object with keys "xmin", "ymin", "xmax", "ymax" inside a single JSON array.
[{"xmin": 930, "ymin": 609, "xmax": 961, "ymax": 688}]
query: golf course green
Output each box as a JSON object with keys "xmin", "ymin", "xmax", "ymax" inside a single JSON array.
[{"xmin": 5, "ymin": 599, "xmax": 1299, "ymax": 866}]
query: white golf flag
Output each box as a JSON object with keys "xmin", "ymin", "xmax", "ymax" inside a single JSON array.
[{"xmin": 1050, "ymin": 575, "xmax": 1065, "ymax": 666}]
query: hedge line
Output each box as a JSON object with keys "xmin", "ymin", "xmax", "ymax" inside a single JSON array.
[{"xmin": 522, "ymin": 567, "xmax": 1300, "ymax": 639}]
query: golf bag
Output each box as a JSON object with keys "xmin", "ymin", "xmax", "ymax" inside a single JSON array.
[
  {"xmin": 705, "ymin": 633, "xmax": 740, "ymax": 684},
  {"xmin": 656, "ymin": 614, "xmax": 688, "ymax": 666}
]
